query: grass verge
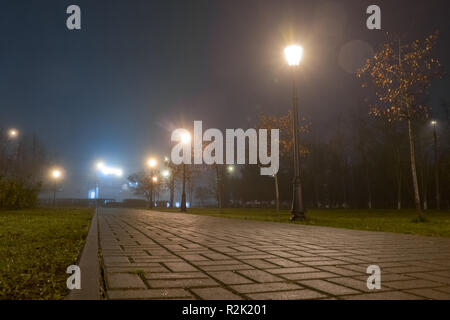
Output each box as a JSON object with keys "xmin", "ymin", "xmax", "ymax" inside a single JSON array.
[
  {"xmin": 0, "ymin": 208, "xmax": 94, "ymax": 300},
  {"xmin": 156, "ymin": 207, "xmax": 450, "ymax": 238}
]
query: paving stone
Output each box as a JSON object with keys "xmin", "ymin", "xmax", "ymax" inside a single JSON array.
[
  {"xmin": 192, "ymin": 287, "xmax": 243, "ymax": 300},
  {"xmin": 326, "ymin": 277, "xmax": 390, "ymax": 292},
  {"xmin": 342, "ymin": 291, "xmax": 423, "ymax": 300},
  {"xmin": 179, "ymin": 254, "xmax": 210, "ymax": 261},
  {"xmin": 317, "ymin": 266, "xmax": 363, "ymax": 276},
  {"xmin": 243, "ymin": 259, "xmax": 280, "ymax": 269},
  {"xmin": 144, "ymin": 272, "xmax": 208, "ymax": 280},
  {"xmin": 147, "ymin": 278, "xmax": 218, "ymax": 288},
  {"xmin": 164, "ymin": 262, "xmax": 198, "ymax": 272},
  {"xmin": 406, "ymin": 288, "xmax": 450, "ymax": 300},
  {"xmin": 406, "ymin": 272, "xmax": 450, "ymax": 285},
  {"xmin": 105, "ymin": 265, "xmax": 169, "ymax": 273},
  {"xmin": 108, "ymin": 288, "xmax": 193, "ymax": 299},
  {"xmin": 194, "ymin": 260, "xmax": 241, "ymax": 266},
  {"xmin": 238, "ymin": 270, "xmax": 283, "ymax": 283},
  {"xmin": 282, "ymin": 272, "xmax": 339, "ymax": 281},
  {"xmin": 200, "ymin": 264, "xmax": 254, "ymax": 272},
  {"xmin": 435, "ymin": 286, "xmax": 450, "ymax": 293},
  {"xmin": 265, "ymin": 258, "xmax": 301, "ymax": 268},
  {"xmin": 107, "ymin": 273, "xmax": 147, "ymax": 289},
  {"xmin": 298, "ymin": 279, "xmax": 360, "ymax": 295},
  {"xmin": 247, "ymin": 289, "xmax": 326, "ymax": 300},
  {"xmin": 267, "ymin": 267, "xmax": 318, "ymax": 274},
  {"xmin": 383, "ymin": 279, "xmax": 442, "ymax": 290},
  {"xmin": 103, "ymin": 256, "xmax": 130, "ymax": 265},
  {"xmin": 231, "ymin": 282, "xmax": 302, "ymax": 293},
  {"xmin": 302, "ymin": 260, "xmax": 348, "ymax": 267},
  {"xmin": 208, "ymin": 271, "xmax": 254, "ymax": 284}
]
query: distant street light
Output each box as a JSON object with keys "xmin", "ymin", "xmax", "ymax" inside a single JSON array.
[
  {"xmin": 51, "ymin": 168, "xmax": 63, "ymax": 207},
  {"xmin": 95, "ymin": 161, "xmax": 123, "ymax": 207},
  {"xmin": 8, "ymin": 128, "xmax": 19, "ymax": 139},
  {"xmin": 162, "ymin": 170, "xmax": 170, "ymax": 177},
  {"xmin": 147, "ymin": 157, "xmax": 158, "ymax": 209},
  {"xmin": 180, "ymin": 132, "xmax": 191, "ymax": 212},
  {"xmin": 431, "ymin": 120, "xmax": 440, "ymax": 210},
  {"xmin": 284, "ymin": 44, "xmax": 305, "ymax": 221},
  {"xmin": 227, "ymin": 165, "xmax": 234, "ymax": 173}
]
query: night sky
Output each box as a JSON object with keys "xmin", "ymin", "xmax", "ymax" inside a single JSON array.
[{"xmin": 1, "ymin": 0, "xmax": 449, "ymax": 197}]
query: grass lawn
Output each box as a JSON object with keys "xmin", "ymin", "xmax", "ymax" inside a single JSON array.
[
  {"xmin": 158, "ymin": 207, "xmax": 450, "ymax": 238},
  {"xmin": 0, "ymin": 208, "xmax": 94, "ymax": 300}
]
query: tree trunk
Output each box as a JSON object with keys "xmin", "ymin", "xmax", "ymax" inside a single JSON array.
[
  {"xmin": 407, "ymin": 117, "xmax": 422, "ymax": 216},
  {"xmin": 169, "ymin": 176, "xmax": 174, "ymax": 208},
  {"xmin": 215, "ymin": 165, "xmax": 223, "ymax": 212},
  {"xmin": 366, "ymin": 163, "xmax": 372, "ymax": 209},
  {"xmin": 395, "ymin": 147, "xmax": 402, "ymax": 210},
  {"xmin": 420, "ymin": 162, "xmax": 428, "ymax": 211}
]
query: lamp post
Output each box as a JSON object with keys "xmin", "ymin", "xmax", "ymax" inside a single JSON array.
[
  {"xmin": 284, "ymin": 44, "xmax": 305, "ymax": 221},
  {"xmin": 51, "ymin": 169, "xmax": 62, "ymax": 207},
  {"xmin": 164, "ymin": 156, "xmax": 175, "ymax": 208},
  {"xmin": 147, "ymin": 158, "xmax": 157, "ymax": 209},
  {"xmin": 431, "ymin": 120, "xmax": 440, "ymax": 210},
  {"xmin": 180, "ymin": 132, "xmax": 191, "ymax": 212}
]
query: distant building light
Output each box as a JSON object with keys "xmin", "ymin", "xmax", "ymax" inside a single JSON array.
[
  {"xmin": 186, "ymin": 202, "xmax": 190, "ymax": 208},
  {"xmin": 88, "ymin": 190, "xmax": 96, "ymax": 199},
  {"xmin": 175, "ymin": 202, "xmax": 180, "ymax": 208},
  {"xmin": 166, "ymin": 202, "xmax": 170, "ymax": 208}
]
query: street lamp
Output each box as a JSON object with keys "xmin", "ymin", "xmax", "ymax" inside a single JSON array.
[
  {"xmin": 431, "ymin": 120, "xmax": 440, "ymax": 210},
  {"xmin": 147, "ymin": 157, "xmax": 157, "ymax": 209},
  {"xmin": 227, "ymin": 165, "xmax": 234, "ymax": 173},
  {"xmin": 284, "ymin": 44, "xmax": 305, "ymax": 221},
  {"xmin": 162, "ymin": 170, "xmax": 170, "ymax": 177},
  {"xmin": 164, "ymin": 156, "xmax": 175, "ymax": 208},
  {"xmin": 51, "ymin": 168, "xmax": 63, "ymax": 207},
  {"xmin": 95, "ymin": 161, "xmax": 123, "ymax": 207},
  {"xmin": 8, "ymin": 128, "xmax": 19, "ymax": 139},
  {"xmin": 180, "ymin": 132, "xmax": 191, "ymax": 212}
]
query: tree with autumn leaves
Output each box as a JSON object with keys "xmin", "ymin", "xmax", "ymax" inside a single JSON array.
[{"xmin": 357, "ymin": 32, "xmax": 443, "ymax": 218}]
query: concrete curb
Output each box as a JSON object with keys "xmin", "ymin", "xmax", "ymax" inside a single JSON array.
[{"xmin": 67, "ymin": 210, "xmax": 100, "ymax": 300}]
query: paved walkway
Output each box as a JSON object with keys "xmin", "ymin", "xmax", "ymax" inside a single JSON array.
[{"xmin": 97, "ymin": 208, "xmax": 450, "ymax": 300}]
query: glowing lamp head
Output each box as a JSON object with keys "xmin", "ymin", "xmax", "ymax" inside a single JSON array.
[
  {"xmin": 52, "ymin": 169, "xmax": 62, "ymax": 179},
  {"xmin": 162, "ymin": 170, "xmax": 170, "ymax": 177},
  {"xmin": 152, "ymin": 176, "xmax": 158, "ymax": 183},
  {"xmin": 97, "ymin": 162, "xmax": 105, "ymax": 170},
  {"xmin": 431, "ymin": 120, "xmax": 437, "ymax": 125},
  {"xmin": 227, "ymin": 165, "xmax": 234, "ymax": 173},
  {"xmin": 8, "ymin": 128, "xmax": 18, "ymax": 138},
  {"xmin": 284, "ymin": 45, "xmax": 303, "ymax": 66},
  {"xmin": 181, "ymin": 132, "xmax": 191, "ymax": 144},
  {"xmin": 148, "ymin": 158, "xmax": 157, "ymax": 168}
]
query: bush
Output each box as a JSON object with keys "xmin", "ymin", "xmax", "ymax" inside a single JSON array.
[{"xmin": 0, "ymin": 178, "xmax": 41, "ymax": 210}]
